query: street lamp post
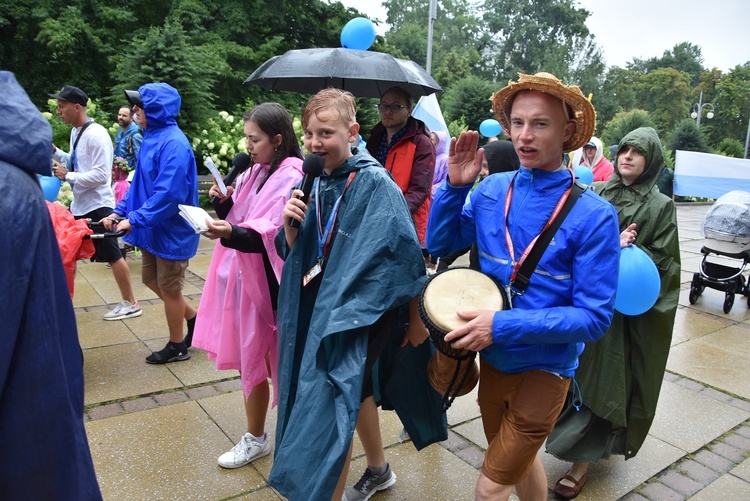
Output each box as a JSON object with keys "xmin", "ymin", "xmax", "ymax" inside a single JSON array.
[{"xmin": 691, "ymin": 90, "xmax": 715, "ymax": 127}]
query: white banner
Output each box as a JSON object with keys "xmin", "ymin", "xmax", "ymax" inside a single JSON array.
[{"xmin": 674, "ymin": 150, "xmax": 750, "ymax": 198}]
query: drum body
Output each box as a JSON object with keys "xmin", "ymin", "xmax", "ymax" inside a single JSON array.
[{"xmin": 418, "ymin": 268, "xmax": 506, "ymax": 408}]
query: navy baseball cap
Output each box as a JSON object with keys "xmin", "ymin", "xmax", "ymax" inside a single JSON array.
[
  {"xmin": 49, "ymin": 85, "xmax": 88, "ymax": 107},
  {"xmin": 123, "ymin": 89, "xmax": 143, "ymax": 108}
]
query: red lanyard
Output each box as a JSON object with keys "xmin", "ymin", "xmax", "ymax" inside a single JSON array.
[{"xmin": 504, "ymin": 169, "xmax": 575, "ymax": 286}]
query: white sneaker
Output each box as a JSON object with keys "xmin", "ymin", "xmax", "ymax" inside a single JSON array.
[
  {"xmin": 103, "ymin": 301, "xmax": 142, "ymax": 321},
  {"xmin": 217, "ymin": 432, "xmax": 271, "ymax": 469}
]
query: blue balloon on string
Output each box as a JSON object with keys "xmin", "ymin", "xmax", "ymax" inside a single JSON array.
[
  {"xmin": 479, "ymin": 119, "xmax": 502, "ymax": 138},
  {"xmin": 39, "ymin": 175, "xmax": 61, "ymax": 202},
  {"xmin": 615, "ymin": 245, "xmax": 660, "ymax": 316},
  {"xmin": 340, "ymin": 17, "xmax": 376, "ymax": 51},
  {"xmin": 574, "ymin": 166, "xmax": 594, "ymax": 185}
]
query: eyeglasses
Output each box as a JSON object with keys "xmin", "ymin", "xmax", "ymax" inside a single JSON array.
[{"xmin": 378, "ymin": 103, "xmax": 410, "ymax": 113}]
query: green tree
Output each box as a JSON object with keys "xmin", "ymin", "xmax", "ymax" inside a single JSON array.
[
  {"xmin": 635, "ymin": 68, "xmax": 691, "ymax": 136},
  {"xmin": 115, "ymin": 21, "xmax": 219, "ymax": 136},
  {"xmin": 593, "ymin": 66, "xmax": 638, "ymax": 134},
  {"xmin": 667, "ymin": 119, "xmax": 711, "ymax": 153},
  {"xmin": 711, "ymin": 63, "xmax": 750, "ymax": 144},
  {"xmin": 440, "ymin": 75, "xmax": 497, "ymax": 131},
  {"xmin": 480, "ymin": 0, "xmax": 604, "ymax": 87},
  {"xmin": 601, "ymin": 109, "xmax": 654, "ymax": 148},
  {"xmin": 630, "ymin": 42, "xmax": 705, "ymax": 88}
]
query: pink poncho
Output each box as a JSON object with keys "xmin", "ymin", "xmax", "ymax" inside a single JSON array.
[{"xmin": 192, "ymin": 157, "xmax": 303, "ymax": 405}]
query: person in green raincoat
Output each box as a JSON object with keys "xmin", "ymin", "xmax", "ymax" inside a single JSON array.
[{"xmin": 546, "ymin": 127, "xmax": 681, "ymax": 499}]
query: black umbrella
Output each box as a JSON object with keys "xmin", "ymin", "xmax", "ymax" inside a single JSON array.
[{"xmin": 244, "ymin": 48, "xmax": 442, "ymax": 98}]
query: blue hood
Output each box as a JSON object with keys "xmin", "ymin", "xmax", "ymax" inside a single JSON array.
[
  {"xmin": 0, "ymin": 71, "xmax": 53, "ymax": 176},
  {"xmin": 139, "ymin": 82, "xmax": 180, "ymax": 129}
]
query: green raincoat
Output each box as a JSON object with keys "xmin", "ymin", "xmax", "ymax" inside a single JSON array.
[{"xmin": 547, "ymin": 127, "xmax": 680, "ymax": 461}]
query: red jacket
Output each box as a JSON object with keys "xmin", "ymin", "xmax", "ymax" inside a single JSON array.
[{"xmin": 366, "ymin": 117, "xmax": 436, "ymax": 244}]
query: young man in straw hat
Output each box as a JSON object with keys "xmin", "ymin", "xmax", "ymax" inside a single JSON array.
[{"xmin": 427, "ymin": 72, "xmax": 621, "ymax": 500}]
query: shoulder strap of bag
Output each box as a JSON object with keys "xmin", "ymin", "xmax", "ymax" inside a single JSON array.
[
  {"xmin": 513, "ymin": 181, "xmax": 586, "ymax": 293},
  {"xmin": 73, "ymin": 120, "xmax": 94, "ymax": 153}
]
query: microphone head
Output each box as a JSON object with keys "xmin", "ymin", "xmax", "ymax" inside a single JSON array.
[
  {"xmin": 232, "ymin": 152, "xmax": 252, "ymax": 172},
  {"xmin": 302, "ymin": 154, "xmax": 325, "ymax": 176}
]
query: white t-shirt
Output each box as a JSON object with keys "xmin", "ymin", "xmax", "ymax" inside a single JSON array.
[{"xmin": 60, "ymin": 121, "xmax": 115, "ymax": 216}]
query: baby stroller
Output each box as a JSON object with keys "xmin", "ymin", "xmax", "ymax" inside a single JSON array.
[{"xmin": 689, "ymin": 191, "xmax": 750, "ymax": 313}]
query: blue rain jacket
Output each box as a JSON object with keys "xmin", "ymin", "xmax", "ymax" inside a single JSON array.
[
  {"xmin": 0, "ymin": 71, "xmax": 102, "ymax": 499},
  {"xmin": 427, "ymin": 166, "xmax": 621, "ymax": 377},
  {"xmin": 115, "ymin": 83, "xmax": 199, "ymax": 260},
  {"xmin": 269, "ymin": 151, "xmax": 446, "ymax": 500}
]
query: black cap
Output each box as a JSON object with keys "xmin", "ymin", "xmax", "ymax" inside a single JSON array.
[
  {"xmin": 48, "ymin": 85, "xmax": 88, "ymax": 107},
  {"xmin": 124, "ymin": 89, "xmax": 143, "ymax": 108}
]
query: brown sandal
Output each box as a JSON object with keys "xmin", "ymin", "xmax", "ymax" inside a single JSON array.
[{"xmin": 554, "ymin": 471, "xmax": 587, "ymax": 499}]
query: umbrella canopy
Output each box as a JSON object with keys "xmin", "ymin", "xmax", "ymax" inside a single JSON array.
[{"xmin": 245, "ymin": 48, "xmax": 442, "ymax": 98}]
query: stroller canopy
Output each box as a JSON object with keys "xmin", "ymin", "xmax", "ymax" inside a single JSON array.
[{"xmin": 701, "ymin": 190, "xmax": 750, "ymax": 245}]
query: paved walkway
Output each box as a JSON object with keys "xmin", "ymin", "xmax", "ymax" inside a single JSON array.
[{"xmin": 75, "ymin": 203, "xmax": 750, "ymax": 500}]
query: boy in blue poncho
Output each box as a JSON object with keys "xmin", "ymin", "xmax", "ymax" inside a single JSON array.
[{"xmin": 270, "ymin": 88, "xmax": 446, "ymax": 501}]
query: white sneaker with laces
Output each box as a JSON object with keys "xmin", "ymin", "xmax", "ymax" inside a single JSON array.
[
  {"xmin": 103, "ymin": 301, "xmax": 142, "ymax": 321},
  {"xmin": 218, "ymin": 432, "xmax": 271, "ymax": 469}
]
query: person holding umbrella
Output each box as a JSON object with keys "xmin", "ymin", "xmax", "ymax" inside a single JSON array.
[{"xmin": 366, "ymin": 86, "xmax": 436, "ymax": 250}]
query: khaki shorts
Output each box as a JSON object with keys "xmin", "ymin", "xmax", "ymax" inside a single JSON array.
[
  {"xmin": 478, "ymin": 359, "xmax": 570, "ymax": 485},
  {"xmin": 140, "ymin": 248, "xmax": 189, "ymax": 291}
]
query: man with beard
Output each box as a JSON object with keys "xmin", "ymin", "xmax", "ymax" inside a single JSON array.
[{"xmin": 114, "ymin": 105, "xmax": 142, "ymax": 172}]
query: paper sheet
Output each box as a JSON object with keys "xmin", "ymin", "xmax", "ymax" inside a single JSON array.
[
  {"xmin": 178, "ymin": 204, "xmax": 214, "ymax": 234},
  {"xmin": 204, "ymin": 157, "xmax": 227, "ymax": 196}
]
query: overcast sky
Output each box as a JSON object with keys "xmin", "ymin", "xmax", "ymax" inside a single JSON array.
[{"xmin": 335, "ymin": 0, "xmax": 750, "ymax": 72}]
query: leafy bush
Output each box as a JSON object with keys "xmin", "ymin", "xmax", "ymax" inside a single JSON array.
[
  {"xmin": 441, "ymin": 76, "xmax": 498, "ymax": 132},
  {"xmin": 667, "ymin": 119, "xmax": 711, "ymax": 153},
  {"xmin": 601, "ymin": 109, "xmax": 654, "ymax": 148},
  {"xmin": 715, "ymin": 138, "xmax": 745, "ymax": 158},
  {"xmin": 447, "ymin": 117, "xmax": 469, "ymax": 142}
]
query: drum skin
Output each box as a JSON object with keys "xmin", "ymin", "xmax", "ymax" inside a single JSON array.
[{"xmin": 418, "ymin": 268, "xmax": 506, "ymax": 400}]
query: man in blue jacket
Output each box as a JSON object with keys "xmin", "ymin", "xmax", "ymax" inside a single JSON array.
[
  {"xmin": 104, "ymin": 83, "xmax": 199, "ymax": 364},
  {"xmin": 427, "ymin": 72, "xmax": 621, "ymax": 501}
]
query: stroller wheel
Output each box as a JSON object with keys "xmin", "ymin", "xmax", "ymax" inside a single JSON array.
[
  {"xmin": 723, "ymin": 293, "xmax": 734, "ymax": 314},
  {"xmin": 689, "ymin": 285, "xmax": 702, "ymax": 304}
]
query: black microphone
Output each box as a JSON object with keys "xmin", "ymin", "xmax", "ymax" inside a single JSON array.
[
  {"xmin": 210, "ymin": 152, "xmax": 252, "ymax": 203},
  {"xmin": 290, "ymin": 154, "xmax": 325, "ymax": 229}
]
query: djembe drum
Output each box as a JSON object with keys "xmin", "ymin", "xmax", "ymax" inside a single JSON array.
[{"xmin": 418, "ymin": 267, "xmax": 506, "ymax": 410}]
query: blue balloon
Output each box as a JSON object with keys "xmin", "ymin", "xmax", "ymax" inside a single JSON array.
[
  {"xmin": 574, "ymin": 166, "xmax": 594, "ymax": 185},
  {"xmin": 39, "ymin": 175, "xmax": 61, "ymax": 202},
  {"xmin": 479, "ymin": 119, "xmax": 502, "ymax": 138},
  {"xmin": 615, "ymin": 245, "xmax": 660, "ymax": 316},
  {"xmin": 340, "ymin": 17, "xmax": 376, "ymax": 51}
]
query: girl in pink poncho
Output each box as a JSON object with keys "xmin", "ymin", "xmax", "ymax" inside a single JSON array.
[
  {"xmin": 581, "ymin": 136, "xmax": 614, "ymax": 182},
  {"xmin": 192, "ymin": 103, "xmax": 304, "ymax": 469}
]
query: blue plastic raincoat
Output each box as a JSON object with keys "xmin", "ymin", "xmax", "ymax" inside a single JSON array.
[
  {"xmin": 0, "ymin": 71, "xmax": 101, "ymax": 499},
  {"xmin": 427, "ymin": 166, "xmax": 621, "ymax": 377},
  {"xmin": 270, "ymin": 151, "xmax": 446, "ymax": 500},
  {"xmin": 115, "ymin": 83, "xmax": 199, "ymax": 260}
]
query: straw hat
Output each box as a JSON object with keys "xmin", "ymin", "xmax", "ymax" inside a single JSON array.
[{"xmin": 492, "ymin": 72, "xmax": 596, "ymax": 152}]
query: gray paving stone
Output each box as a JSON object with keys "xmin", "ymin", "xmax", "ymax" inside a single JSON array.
[
  {"xmin": 657, "ymin": 470, "xmax": 702, "ymax": 496},
  {"xmin": 693, "ymin": 449, "xmax": 734, "ymax": 473},
  {"xmin": 440, "ymin": 429, "xmax": 471, "ymax": 452},
  {"xmin": 154, "ymin": 391, "xmax": 189, "ymax": 406},
  {"xmin": 728, "ymin": 399, "xmax": 750, "ymax": 412},
  {"xmin": 735, "ymin": 425, "xmax": 750, "ymax": 439},
  {"xmin": 185, "ymin": 385, "xmax": 218, "ymax": 399},
  {"xmin": 675, "ymin": 378, "xmax": 704, "ymax": 392},
  {"xmin": 619, "ymin": 493, "xmax": 649, "ymax": 501},
  {"xmin": 723, "ymin": 433, "xmax": 750, "ymax": 452},
  {"xmin": 454, "ymin": 445, "xmax": 485, "ymax": 470},
  {"xmin": 700, "ymin": 387, "xmax": 733, "ymax": 403},
  {"xmin": 710, "ymin": 442, "xmax": 745, "ymax": 463},
  {"xmin": 640, "ymin": 482, "xmax": 683, "ymax": 501},
  {"xmin": 121, "ymin": 397, "xmax": 158, "ymax": 413},
  {"xmin": 214, "ymin": 379, "xmax": 242, "ymax": 393},
  {"xmin": 663, "ymin": 372, "xmax": 680, "ymax": 383},
  {"xmin": 677, "ymin": 459, "xmax": 721, "ymax": 485},
  {"xmin": 88, "ymin": 403, "xmax": 124, "ymax": 420}
]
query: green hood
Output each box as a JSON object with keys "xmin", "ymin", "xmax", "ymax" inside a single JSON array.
[{"xmin": 616, "ymin": 127, "xmax": 664, "ymax": 189}]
